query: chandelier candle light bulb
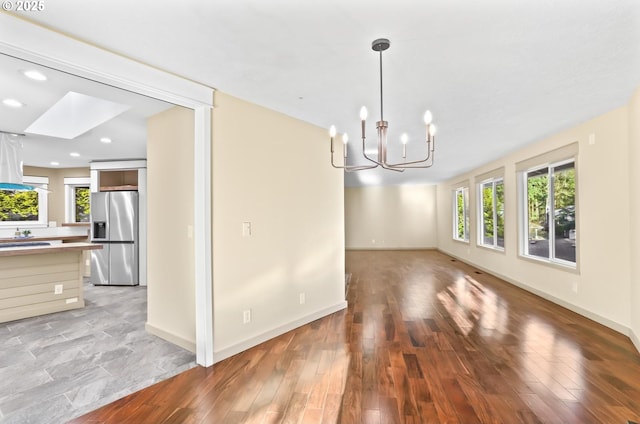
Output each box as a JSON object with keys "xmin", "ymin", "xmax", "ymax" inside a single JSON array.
[
  {"xmin": 329, "ymin": 125, "xmax": 336, "ymax": 155},
  {"xmin": 329, "ymin": 38, "xmax": 438, "ymax": 172},
  {"xmin": 360, "ymin": 106, "xmax": 368, "ymax": 140},
  {"xmin": 401, "ymin": 133, "xmax": 409, "ymax": 158},
  {"xmin": 342, "ymin": 133, "xmax": 349, "ymax": 158},
  {"xmin": 424, "ymin": 110, "xmax": 436, "ymax": 144},
  {"xmin": 424, "ymin": 110, "xmax": 433, "ymax": 125}
]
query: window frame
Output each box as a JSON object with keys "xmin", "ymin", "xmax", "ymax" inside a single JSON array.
[
  {"xmin": 519, "ymin": 158, "xmax": 577, "ymax": 268},
  {"xmin": 477, "ymin": 177, "xmax": 505, "ymax": 251},
  {"xmin": 452, "ymin": 186, "xmax": 470, "ymax": 243},
  {"xmin": 64, "ymin": 177, "xmax": 91, "ymax": 224},
  {"xmin": 0, "ymin": 176, "xmax": 49, "ymax": 228}
]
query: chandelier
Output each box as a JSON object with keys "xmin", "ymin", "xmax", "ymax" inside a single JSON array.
[{"xmin": 329, "ymin": 38, "xmax": 436, "ymax": 172}]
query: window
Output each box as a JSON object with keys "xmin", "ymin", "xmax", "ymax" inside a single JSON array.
[
  {"xmin": 478, "ymin": 178, "xmax": 504, "ymax": 249},
  {"xmin": 0, "ymin": 176, "xmax": 49, "ymax": 228},
  {"xmin": 74, "ymin": 187, "xmax": 90, "ymax": 222},
  {"xmin": 65, "ymin": 177, "xmax": 91, "ymax": 223},
  {"xmin": 522, "ymin": 160, "xmax": 576, "ymax": 265},
  {"xmin": 453, "ymin": 186, "xmax": 469, "ymax": 242}
]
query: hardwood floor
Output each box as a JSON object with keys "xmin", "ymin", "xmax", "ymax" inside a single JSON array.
[{"xmin": 70, "ymin": 250, "xmax": 640, "ymax": 423}]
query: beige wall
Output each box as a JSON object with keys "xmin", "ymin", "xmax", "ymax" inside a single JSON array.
[
  {"xmin": 23, "ymin": 166, "xmax": 89, "ymax": 225},
  {"xmin": 437, "ymin": 104, "xmax": 633, "ymax": 334},
  {"xmin": 345, "ymin": 184, "xmax": 438, "ymax": 249},
  {"xmin": 146, "ymin": 106, "xmax": 196, "ymax": 351},
  {"xmin": 629, "ymin": 87, "xmax": 640, "ymax": 350},
  {"xmin": 212, "ymin": 92, "xmax": 346, "ymax": 361}
]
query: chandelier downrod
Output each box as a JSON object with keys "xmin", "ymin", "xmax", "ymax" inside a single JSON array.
[
  {"xmin": 374, "ymin": 39, "xmax": 387, "ymax": 122},
  {"xmin": 329, "ymin": 38, "xmax": 437, "ymax": 172}
]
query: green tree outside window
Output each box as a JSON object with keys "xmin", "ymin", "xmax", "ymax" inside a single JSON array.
[
  {"xmin": 75, "ymin": 187, "xmax": 90, "ymax": 222},
  {"xmin": 0, "ymin": 190, "xmax": 39, "ymax": 221}
]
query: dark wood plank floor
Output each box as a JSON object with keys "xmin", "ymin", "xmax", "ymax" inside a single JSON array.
[{"xmin": 70, "ymin": 250, "xmax": 640, "ymax": 423}]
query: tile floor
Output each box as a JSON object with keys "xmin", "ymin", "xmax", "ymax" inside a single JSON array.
[{"xmin": 0, "ymin": 281, "xmax": 196, "ymax": 423}]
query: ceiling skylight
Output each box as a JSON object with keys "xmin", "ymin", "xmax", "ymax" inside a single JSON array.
[{"xmin": 25, "ymin": 91, "xmax": 130, "ymax": 139}]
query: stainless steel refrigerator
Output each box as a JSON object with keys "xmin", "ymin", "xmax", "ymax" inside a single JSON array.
[{"xmin": 90, "ymin": 191, "xmax": 139, "ymax": 286}]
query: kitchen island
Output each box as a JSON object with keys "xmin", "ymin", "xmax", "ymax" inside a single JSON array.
[{"xmin": 0, "ymin": 242, "xmax": 101, "ymax": 323}]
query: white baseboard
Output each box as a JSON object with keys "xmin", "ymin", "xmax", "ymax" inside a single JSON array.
[
  {"xmin": 346, "ymin": 246, "xmax": 437, "ymax": 251},
  {"xmin": 632, "ymin": 328, "xmax": 640, "ymax": 353},
  {"xmin": 213, "ymin": 301, "xmax": 348, "ymax": 363},
  {"xmin": 438, "ymin": 248, "xmax": 634, "ymax": 341},
  {"xmin": 145, "ymin": 322, "xmax": 196, "ymax": 353}
]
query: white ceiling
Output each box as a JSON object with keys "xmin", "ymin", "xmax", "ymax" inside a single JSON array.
[
  {"xmin": 9, "ymin": 0, "xmax": 640, "ymax": 186},
  {"xmin": 0, "ymin": 53, "xmax": 173, "ymax": 169}
]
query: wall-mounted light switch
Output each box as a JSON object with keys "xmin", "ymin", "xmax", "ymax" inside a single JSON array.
[{"xmin": 242, "ymin": 222, "xmax": 252, "ymax": 237}]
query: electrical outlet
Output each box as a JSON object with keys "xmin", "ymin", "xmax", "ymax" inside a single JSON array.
[
  {"xmin": 299, "ymin": 293, "xmax": 305, "ymax": 305},
  {"xmin": 572, "ymin": 281, "xmax": 578, "ymax": 294},
  {"xmin": 54, "ymin": 284, "xmax": 63, "ymax": 295},
  {"xmin": 243, "ymin": 309, "xmax": 251, "ymax": 324}
]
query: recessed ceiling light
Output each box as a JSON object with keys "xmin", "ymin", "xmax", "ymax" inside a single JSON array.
[
  {"xmin": 100, "ymin": 137, "xmax": 112, "ymax": 143},
  {"xmin": 50, "ymin": 161, "xmax": 60, "ymax": 166},
  {"xmin": 2, "ymin": 98, "xmax": 24, "ymax": 108},
  {"xmin": 22, "ymin": 70, "xmax": 47, "ymax": 81},
  {"xmin": 70, "ymin": 152, "xmax": 80, "ymax": 157}
]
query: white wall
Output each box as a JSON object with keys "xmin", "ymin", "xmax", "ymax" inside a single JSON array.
[
  {"xmin": 345, "ymin": 184, "xmax": 438, "ymax": 250},
  {"xmin": 437, "ymin": 105, "xmax": 632, "ymax": 334},
  {"xmin": 629, "ymin": 87, "xmax": 640, "ymax": 350},
  {"xmin": 146, "ymin": 106, "xmax": 196, "ymax": 351},
  {"xmin": 211, "ymin": 92, "xmax": 346, "ymax": 362}
]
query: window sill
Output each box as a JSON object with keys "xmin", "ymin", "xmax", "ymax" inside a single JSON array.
[
  {"xmin": 477, "ymin": 244, "xmax": 506, "ymax": 254},
  {"xmin": 452, "ymin": 238, "xmax": 470, "ymax": 244},
  {"xmin": 518, "ymin": 253, "xmax": 579, "ymax": 274},
  {"xmin": 0, "ymin": 223, "xmax": 48, "ymax": 229}
]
